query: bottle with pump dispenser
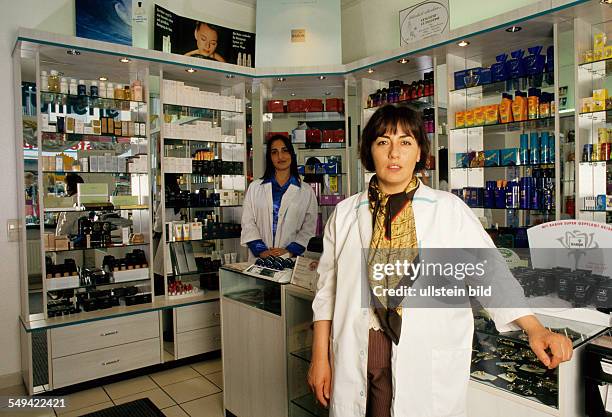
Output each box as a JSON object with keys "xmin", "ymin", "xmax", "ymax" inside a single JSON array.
[
  {"xmin": 40, "ymin": 71, "xmax": 49, "ymax": 92},
  {"xmin": 49, "ymin": 70, "xmax": 60, "ymax": 93},
  {"xmin": 69, "ymin": 79, "xmax": 78, "ymax": 96}
]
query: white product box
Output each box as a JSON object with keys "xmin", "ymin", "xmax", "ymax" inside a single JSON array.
[
  {"xmin": 190, "ymin": 222, "xmax": 203, "ymax": 240},
  {"xmin": 233, "ymin": 175, "xmax": 246, "ymax": 191},
  {"xmin": 113, "ymin": 268, "xmax": 149, "ymax": 283},
  {"xmin": 292, "ymin": 129, "xmax": 307, "ymax": 143},
  {"xmin": 75, "ymin": 120, "xmax": 85, "ymax": 134},
  {"xmin": 47, "ymin": 276, "xmax": 80, "ymax": 291},
  {"xmin": 235, "ymin": 129, "xmax": 244, "ymax": 143}
]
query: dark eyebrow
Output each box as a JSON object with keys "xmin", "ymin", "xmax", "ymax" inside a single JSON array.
[{"xmin": 378, "ymin": 135, "xmax": 412, "ymax": 139}]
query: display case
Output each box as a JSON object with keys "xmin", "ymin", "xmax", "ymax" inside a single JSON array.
[
  {"xmin": 154, "ymin": 66, "xmax": 248, "ymax": 302},
  {"xmin": 358, "ymin": 52, "xmax": 446, "ymax": 191},
  {"xmin": 575, "ymin": 16, "xmax": 612, "ymax": 223},
  {"xmin": 447, "ymin": 22, "xmax": 560, "ymax": 236},
  {"xmin": 254, "ymin": 76, "xmax": 351, "ymax": 234},
  {"xmin": 285, "ymin": 285, "xmax": 328, "ymax": 417}
]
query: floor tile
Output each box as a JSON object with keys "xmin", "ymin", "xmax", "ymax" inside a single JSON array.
[
  {"xmin": 0, "ymin": 406, "xmax": 56, "ymax": 416},
  {"xmin": 0, "ymin": 383, "xmax": 27, "ymax": 397},
  {"xmin": 180, "ymin": 393, "xmax": 223, "ymax": 417},
  {"xmin": 204, "ymin": 371, "xmax": 223, "ymax": 390},
  {"xmin": 162, "ymin": 405, "xmax": 190, "ymax": 417},
  {"xmin": 191, "ymin": 359, "xmax": 222, "ymax": 376},
  {"xmin": 103, "ymin": 375, "xmax": 157, "ymax": 400},
  {"xmin": 114, "ymin": 388, "xmax": 176, "ymax": 410},
  {"xmin": 58, "ymin": 401, "xmax": 113, "ymax": 417},
  {"xmin": 150, "ymin": 366, "xmax": 200, "ymax": 387},
  {"xmin": 162, "ymin": 377, "xmax": 221, "ymax": 404},
  {"xmin": 55, "ymin": 387, "xmax": 110, "ymax": 415}
]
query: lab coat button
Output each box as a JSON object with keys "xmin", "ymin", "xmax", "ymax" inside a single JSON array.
[
  {"xmin": 359, "ymin": 350, "xmax": 364, "ymax": 357},
  {"xmin": 360, "ymin": 390, "xmax": 364, "ymax": 397}
]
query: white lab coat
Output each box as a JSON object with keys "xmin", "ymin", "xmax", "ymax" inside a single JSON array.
[
  {"xmin": 312, "ymin": 180, "xmax": 531, "ymax": 417},
  {"xmin": 240, "ymin": 178, "xmax": 318, "ymax": 262}
]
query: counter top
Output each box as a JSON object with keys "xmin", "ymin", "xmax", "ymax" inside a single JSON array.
[
  {"xmin": 21, "ymin": 291, "xmax": 220, "ymax": 332},
  {"xmin": 220, "ymin": 262, "xmax": 251, "ymax": 273}
]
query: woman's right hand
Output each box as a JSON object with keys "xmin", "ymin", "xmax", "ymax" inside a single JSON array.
[{"xmin": 308, "ymin": 358, "xmax": 332, "ymax": 407}]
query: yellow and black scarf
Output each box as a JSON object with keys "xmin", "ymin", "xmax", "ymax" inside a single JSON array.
[{"xmin": 367, "ymin": 175, "xmax": 419, "ymax": 345}]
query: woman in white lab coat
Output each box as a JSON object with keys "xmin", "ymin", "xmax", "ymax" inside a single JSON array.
[
  {"xmin": 308, "ymin": 105, "xmax": 573, "ymax": 417},
  {"xmin": 241, "ymin": 135, "xmax": 318, "ymax": 262}
]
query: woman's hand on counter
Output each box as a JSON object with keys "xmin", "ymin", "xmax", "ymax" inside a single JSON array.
[{"xmin": 516, "ymin": 315, "xmax": 573, "ymax": 369}]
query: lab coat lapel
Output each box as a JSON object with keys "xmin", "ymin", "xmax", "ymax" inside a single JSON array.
[
  {"xmin": 276, "ymin": 184, "xmax": 298, "ymax": 246},
  {"xmin": 263, "ymin": 182, "xmax": 274, "ymax": 244},
  {"xmin": 355, "ymin": 191, "xmax": 372, "ymax": 251}
]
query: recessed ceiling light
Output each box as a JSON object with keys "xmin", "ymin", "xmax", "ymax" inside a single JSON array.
[
  {"xmin": 98, "ymin": 76, "xmax": 108, "ymax": 81},
  {"xmin": 367, "ymin": 68, "xmax": 375, "ymax": 74},
  {"xmin": 398, "ymin": 58, "xmax": 409, "ymax": 64},
  {"xmin": 226, "ymin": 74, "xmax": 235, "ymax": 79},
  {"xmin": 457, "ymin": 40, "xmax": 470, "ymax": 47},
  {"xmin": 290, "ymin": 92, "xmax": 296, "ymax": 96},
  {"xmin": 277, "ymin": 77, "xmax": 286, "ymax": 82},
  {"xmin": 119, "ymin": 57, "xmax": 131, "ymax": 63},
  {"xmin": 318, "ymin": 75, "xmax": 326, "ymax": 80},
  {"xmin": 600, "ymin": 0, "xmax": 612, "ymax": 4},
  {"xmin": 324, "ymin": 91, "xmax": 331, "ymax": 96},
  {"xmin": 66, "ymin": 49, "xmax": 81, "ymax": 56},
  {"xmin": 186, "ymin": 68, "xmax": 197, "ymax": 73},
  {"xmin": 505, "ymin": 25, "xmax": 522, "ymax": 33}
]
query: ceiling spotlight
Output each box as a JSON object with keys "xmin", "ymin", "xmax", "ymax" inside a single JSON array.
[
  {"xmin": 66, "ymin": 49, "xmax": 81, "ymax": 56},
  {"xmin": 290, "ymin": 92, "xmax": 296, "ymax": 96},
  {"xmin": 324, "ymin": 91, "xmax": 331, "ymax": 96},
  {"xmin": 119, "ymin": 57, "xmax": 131, "ymax": 63},
  {"xmin": 186, "ymin": 68, "xmax": 197, "ymax": 73},
  {"xmin": 367, "ymin": 68, "xmax": 375, "ymax": 74},
  {"xmin": 505, "ymin": 25, "xmax": 522, "ymax": 33},
  {"xmin": 226, "ymin": 74, "xmax": 235, "ymax": 79},
  {"xmin": 98, "ymin": 76, "xmax": 108, "ymax": 81},
  {"xmin": 318, "ymin": 75, "xmax": 326, "ymax": 80},
  {"xmin": 457, "ymin": 40, "xmax": 470, "ymax": 47},
  {"xmin": 398, "ymin": 58, "xmax": 409, "ymax": 64},
  {"xmin": 277, "ymin": 77, "xmax": 286, "ymax": 82},
  {"xmin": 601, "ymin": 0, "xmax": 612, "ymax": 4}
]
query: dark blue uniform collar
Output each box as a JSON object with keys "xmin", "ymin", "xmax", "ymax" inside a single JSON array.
[{"xmin": 262, "ymin": 175, "xmax": 300, "ymax": 187}]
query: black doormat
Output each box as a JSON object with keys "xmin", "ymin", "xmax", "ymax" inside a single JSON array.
[{"xmin": 79, "ymin": 398, "xmax": 165, "ymax": 417}]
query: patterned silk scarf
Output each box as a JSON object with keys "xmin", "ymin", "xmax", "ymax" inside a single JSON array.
[{"xmin": 367, "ymin": 175, "xmax": 420, "ymax": 345}]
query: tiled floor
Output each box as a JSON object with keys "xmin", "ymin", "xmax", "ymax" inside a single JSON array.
[{"xmin": 0, "ymin": 358, "xmax": 224, "ymax": 417}]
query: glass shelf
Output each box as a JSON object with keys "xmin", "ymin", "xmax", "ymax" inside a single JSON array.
[
  {"xmin": 452, "ymin": 163, "xmax": 555, "ymax": 170},
  {"xmin": 41, "ymin": 171, "xmax": 147, "ymax": 175},
  {"xmin": 171, "ymin": 270, "xmax": 219, "ymax": 278},
  {"xmin": 451, "ymin": 117, "xmax": 555, "ymax": 133},
  {"xmin": 291, "ymin": 393, "xmax": 328, "ymax": 417},
  {"xmin": 44, "ymin": 206, "xmax": 149, "ymax": 213},
  {"xmin": 297, "ymin": 145, "xmax": 346, "ymax": 150},
  {"xmin": 467, "ymin": 206, "xmax": 555, "ymax": 213},
  {"xmin": 450, "ymin": 73, "xmax": 554, "ymax": 96},
  {"xmin": 42, "ymin": 132, "xmax": 147, "ymax": 141},
  {"xmin": 579, "ymin": 160, "xmax": 610, "ymax": 165},
  {"xmin": 580, "ymin": 209, "xmax": 609, "ymax": 212},
  {"xmin": 40, "ymin": 91, "xmax": 146, "ymax": 107},
  {"xmin": 578, "ymin": 109, "xmax": 612, "ymax": 120},
  {"xmin": 290, "ymin": 347, "xmax": 312, "ymax": 363},
  {"xmin": 45, "ymin": 242, "xmax": 149, "ymax": 253},
  {"xmin": 166, "ymin": 236, "xmax": 240, "ymax": 243},
  {"xmin": 163, "ymin": 103, "xmax": 242, "ymax": 114},
  {"xmin": 578, "ymin": 57, "xmax": 612, "ymax": 76},
  {"xmin": 165, "ymin": 204, "xmax": 242, "ymax": 209},
  {"xmin": 46, "ymin": 276, "xmax": 150, "ymax": 291},
  {"xmin": 364, "ymin": 95, "xmax": 434, "ymax": 110},
  {"xmin": 164, "ymin": 137, "xmax": 243, "ymax": 144}
]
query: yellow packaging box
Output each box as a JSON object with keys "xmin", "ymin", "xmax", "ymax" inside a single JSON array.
[
  {"xmin": 484, "ymin": 105, "xmax": 499, "ymax": 125},
  {"xmin": 455, "ymin": 111, "xmax": 465, "ymax": 128},
  {"xmin": 473, "ymin": 106, "xmax": 486, "ymax": 126},
  {"xmin": 593, "ymin": 89, "xmax": 608, "ymax": 111},
  {"xmin": 465, "ymin": 109, "xmax": 475, "ymax": 127}
]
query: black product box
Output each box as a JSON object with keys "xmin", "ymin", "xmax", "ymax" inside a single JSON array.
[{"xmin": 125, "ymin": 293, "xmax": 152, "ymax": 306}]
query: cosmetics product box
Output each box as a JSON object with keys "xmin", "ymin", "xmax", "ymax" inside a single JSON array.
[
  {"xmin": 500, "ymin": 148, "xmax": 520, "ymax": 166},
  {"xmin": 190, "ymin": 222, "xmax": 203, "ymax": 240},
  {"xmin": 455, "ymin": 111, "xmax": 465, "ymax": 128},
  {"xmin": 322, "ymin": 130, "xmax": 334, "ymax": 143},
  {"xmin": 470, "ymin": 151, "xmax": 485, "ymax": 168},
  {"xmin": 456, "ymin": 153, "xmax": 467, "ymax": 168},
  {"xmin": 484, "ymin": 105, "xmax": 499, "ymax": 125},
  {"xmin": 65, "ymin": 117, "xmax": 75, "ymax": 134},
  {"xmin": 326, "ymin": 98, "xmax": 344, "ymax": 112},
  {"xmin": 484, "ymin": 150, "xmax": 501, "ymax": 166},
  {"xmin": 473, "ymin": 106, "xmax": 485, "ymax": 126},
  {"xmin": 453, "ymin": 69, "xmax": 467, "ymax": 90},
  {"xmin": 83, "ymin": 126, "xmax": 94, "ymax": 135},
  {"xmin": 287, "ymin": 99, "xmax": 307, "ymax": 113},
  {"xmin": 75, "ymin": 120, "xmax": 85, "ymax": 134},
  {"xmin": 597, "ymin": 195, "xmax": 607, "ymax": 211},
  {"xmin": 173, "ymin": 222, "xmax": 184, "ymax": 241},
  {"xmin": 305, "ymin": 99, "xmax": 324, "ymax": 112},
  {"xmin": 292, "ymin": 129, "xmax": 306, "ymax": 143},
  {"xmin": 110, "ymin": 195, "xmax": 139, "ymax": 207},
  {"xmin": 465, "ymin": 110, "xmax": 475, "ymax": 127},
  {"xmin": 593, "ymin": 89, "xmax": 608, "ymax": 111},
  {"xmin": 54, "ymin": 236, "xmax": 69, "ymax": 251}
]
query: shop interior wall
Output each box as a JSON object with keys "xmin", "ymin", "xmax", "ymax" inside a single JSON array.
[
  {"xmin": 0, "ymin": 0, "xmax": 255, "ymax": 385},
  {"xmin": 341, "ymin": 0, "xmax": 546, "ymax": 63},
  {"xmin": 255, "ymin": 0, "xmax": 342, "ymax": 67}
]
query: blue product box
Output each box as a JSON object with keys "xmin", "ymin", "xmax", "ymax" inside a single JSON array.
[
  {"xmin": 456, "ymin": 153, "xmax": 471, "ymax": 168},
  {"xmin": 480, "ymin": 68, "xmax": 492, "ymax": 85},
  {"xmin": 315, "ymin": 164, "xmax": 326, "ymax": 174},
  {"xmin": 491, "ymin": 53, "xmax": 509, "ymax": 82},
  {"xmin": 500, "ymin": 148, "xmax": 520, "ymax": 166},
  {"xmin": 325, "ymin": 162, "xmax": 338, "ymax": 174},
  {"xmin": 298, "ymin": 165, "xmax": 305, "ymax": 175},
  {"xmin": 454, "ymin": 70, "xmax": 467, "ymax": 90},
  {"xmin": 505, "ymin": 49, "xmax": 526, "ymax": 79},
  {"xmin": 597, "ymin": 195, "xmax": 607, "ymax": 211},
  {"xmin": 484, "ymin": 150, "xmax": 500, "ymax": 166}
]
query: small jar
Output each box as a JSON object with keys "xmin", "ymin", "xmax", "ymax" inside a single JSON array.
[
  {"xmin": 69, "ymin": 79, "xmax": 78, "ymax": 96},
  {"xmin": 114, "ymin": 85, "xmax": 125, "ymax": 100},
  {"xmin": 48, "ymin": 70, "xmax": 60, "ymax": 92},
  {"xmin": 106, "ymin": 82, "xmax": 114, "ymax": 99},
  {"xmin": 99, "ymin": 81, "xmax": 106, "ymax": 98},
  {"xmin": 90, "ymin": 81, "xmax": 98, "ymax": 98},
  {"xmin": 131, "ymin": 80, "xmax": 143, "ymax": 102},
  {"xmin": 123, "ymin": 85, "xmax": 131, "ymax": 101},
  {"xmin": 60, "ymin": 77, "xmax": 69, "ymax": 94},
  {"xmin": 77, "ymin": 80, "xmax": 87, "ymax": 96},
  {"xmin": 40, "ymin": 70, "xmax": 49, "ymax": 92}
]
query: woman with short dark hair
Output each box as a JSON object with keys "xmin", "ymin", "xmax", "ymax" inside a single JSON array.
[{"xmin": 308, "ymin": 104, "xmax": 572, "ymax": 417}]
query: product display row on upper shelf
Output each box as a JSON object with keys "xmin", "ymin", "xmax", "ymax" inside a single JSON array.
[
  {"xmin": 366, "ymin": 71, "xmax": 434, "ymax": 109},
  {"xmin": 41, "ymin": 71, "xmax": 145, "ymax": 102},
  {"xmin": 163, "ymin": 79, "xmax": 242, "ymax": 112}
]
